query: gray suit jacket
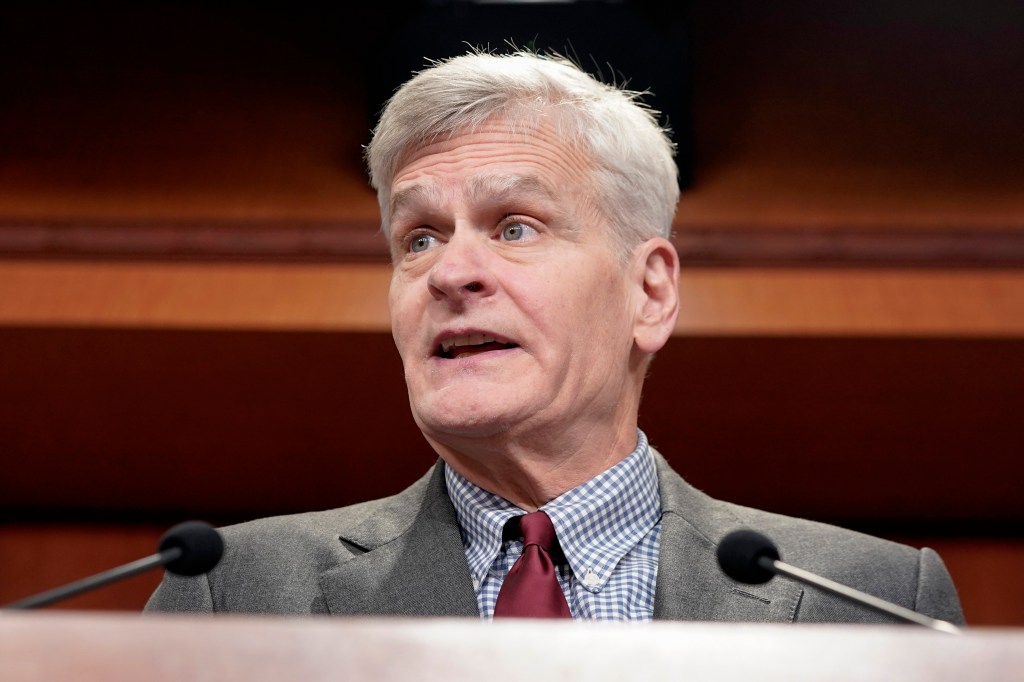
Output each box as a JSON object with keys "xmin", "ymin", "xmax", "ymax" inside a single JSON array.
[{"xmin": 146, "ymin": 451, "xmax": 964, "ymax": 624}]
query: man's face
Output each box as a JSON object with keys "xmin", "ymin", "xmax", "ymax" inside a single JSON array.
[{"xmin": 387, "ymin": 117, "xmax": 643, "ymax": 449}]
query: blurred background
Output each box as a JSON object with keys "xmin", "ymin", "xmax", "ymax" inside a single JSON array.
[{"xmin": 1, "ymin": 0, "xmax": 1022, "ymax": 624}]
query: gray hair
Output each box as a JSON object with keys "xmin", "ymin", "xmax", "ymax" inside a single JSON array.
[{"xmin": 365, "ymin": 50, "xmax": 679, "ymax": 258}]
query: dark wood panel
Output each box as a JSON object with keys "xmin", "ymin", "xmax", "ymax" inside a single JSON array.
[
  {"xmin": 4, "ymin": 222, "xmax": 1024, "ymax": 267},
  {"xmin": 0, "ymin": 524, "xmax": 164, "ymax": 611},
  {"xmin": 683, "ymin": 0, "xmax": 1024, "ymax": 229},
  {"xmin": 2, "ymin": 327, "xmax": 1020, "ymax": 623},
  {"xmin": 0, "ymin": 329, "xmax": 427, "ymax": 518},
  {"xmin": 0, "ymin": 220, "xmax": 388, "ymax": 263},
  {"xmin": 675, "ymin": 228, "xmax": 1024, "ymax": 268},
  {"xmin": 1, "ymin": 328, "xmax": 1021, "ymax": 523},
  {"xmin": 904, "ymin": 537, "xmax": 1024, "ymax": 627},
  {"xmin": 2, "ymin": 2, "xmax": 1023, "ymax": 265},
  {"xmin": 642, "ymin": 336, "xmax": 1024, "ymax": 521}
]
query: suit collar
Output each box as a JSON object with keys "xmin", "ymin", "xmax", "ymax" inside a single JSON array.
[
  {"xmin": 316, "ymin": 449, "xmax": 802, "ymax": 622},
  {"xmin": 651, "ymin": 448, "xmax": 801, "ymax": 622},
  {"xmin": 319, "ymin": 462, "xmax": 479, "ymax": 617}
]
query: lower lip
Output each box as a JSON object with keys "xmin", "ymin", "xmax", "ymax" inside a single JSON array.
[{"xmin": 430, "ymin": 347, "xmax": 520, "ymax": 366}]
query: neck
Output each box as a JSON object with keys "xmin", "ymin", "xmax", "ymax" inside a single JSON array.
[{"xmin": 427, "ymin": 414, "xmax": 640, "ymax": 511}]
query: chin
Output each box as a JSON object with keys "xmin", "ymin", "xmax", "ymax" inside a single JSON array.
[{"xmin": 412, "ymin": 404, "xmax": 520, "ymax": 442}]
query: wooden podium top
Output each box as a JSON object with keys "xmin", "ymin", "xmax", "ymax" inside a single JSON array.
[{"xmin": 2, "ymin": 612, "xmax": 1022, "ymax": 681}]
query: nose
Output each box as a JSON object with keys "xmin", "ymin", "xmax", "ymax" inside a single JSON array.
[{"xmin": 427, "ymin": 230, "xmax": 496, "ymax": 302}]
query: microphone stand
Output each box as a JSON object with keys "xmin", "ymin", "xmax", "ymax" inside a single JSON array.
[
  {"xmin": 759, "ymin": 555, "xmax": 962, "ymax": 634},
  {"xmin": 4, "ymin": 547, "xmax": 183, "ymax": 610}
]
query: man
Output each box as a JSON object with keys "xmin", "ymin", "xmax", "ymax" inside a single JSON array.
[{"xmin": 147, "ymin": 50, "xmax": 963, "ymax": 624}]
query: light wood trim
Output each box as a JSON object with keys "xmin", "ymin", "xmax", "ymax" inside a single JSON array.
[
  {"xmin": 2, "ymin": 261, "xmax": 1022, "ymax": 337},
  {"xmin": 676, "ymin": 268, "xmax": 1024, "ymax": 337},
  {"xmin": 0, "ymin": 261, "xmax": 392, "ymax": 332}
]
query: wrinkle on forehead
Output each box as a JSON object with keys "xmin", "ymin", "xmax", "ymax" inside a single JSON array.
[
  {"xmin": 391, "ymin": 172, "xmax": 577, "ymax": 228},
  {"xmin": 387, "ymin": 118, "xmax": 600, "ymax": 239},
  {"xmin": 466, "ymin": 173, "xmax": 556, "ymax": 204}
]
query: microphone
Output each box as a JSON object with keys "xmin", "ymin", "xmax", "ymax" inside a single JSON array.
[
  {"xmin": 2, "ymin": 520, "xmax": 223, "ymax": 610},
  {"xmin": 717, "ymin": 528, "xmax": 961, "ymax": 634}
]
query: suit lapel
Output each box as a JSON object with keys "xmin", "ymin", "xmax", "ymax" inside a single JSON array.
[
  {"xmin": 316, "ymin": 450, "xmax": 802, "ymax": 621},
  {"xmin": 319, "ymin": 464, "xmax": 479, "ymax": 617},
  {"xmin": 651, "ymin": 450, "xmax": 801, "ymax": 622}
]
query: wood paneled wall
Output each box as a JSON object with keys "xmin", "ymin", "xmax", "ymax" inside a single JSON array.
[{"xmin": 1, "ymin": 1, "xmax": 1022, "ymax": 623}]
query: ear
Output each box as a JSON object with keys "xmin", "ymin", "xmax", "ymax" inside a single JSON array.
[{"xmin": 632, "ymin": 238, "xmax": 680, "ymax": 354}]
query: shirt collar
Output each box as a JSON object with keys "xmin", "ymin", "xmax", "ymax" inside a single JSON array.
[
  {"xmin": 444, "ymin": 430, "xmax": 662, "ymax": 592},
  {"xmin": 444, "ymin": 462, "xmax": 521, "ymax": 588}
]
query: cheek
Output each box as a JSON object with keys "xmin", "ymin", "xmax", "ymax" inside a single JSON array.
[
  {"xmin": 530, "ymin": 266, "xmax": 627, "ymax": 352},
  {"xmin": 579, "ymin": 271, "xmax": 636, "ymax": 351},
  {"xmin": 388, "ymin": 283, "xmax": 416, "ymax": 357}
]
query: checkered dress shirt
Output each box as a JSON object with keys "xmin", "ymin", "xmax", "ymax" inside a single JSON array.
[{"xmin": 444, "ymin": 430, "xmax": 662, "ymax": 621}]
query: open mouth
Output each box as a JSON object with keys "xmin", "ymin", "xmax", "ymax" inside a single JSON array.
[{"xmin": 437, "ymin": 334, "xmax": 518, "ymax": 360}]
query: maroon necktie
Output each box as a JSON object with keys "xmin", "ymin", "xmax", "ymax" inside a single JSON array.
[{"xmin": 493, "ymin": 511, "xmax": 572, "ymax": 618}]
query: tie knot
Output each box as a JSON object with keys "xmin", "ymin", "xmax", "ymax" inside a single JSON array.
[
  {"xmin": 518, "ymin": 511, "xmax": 556, "ymax": 551},
  {"xmin": 494, "ymin": 510, "xmax": 571, "ymax": 618}
]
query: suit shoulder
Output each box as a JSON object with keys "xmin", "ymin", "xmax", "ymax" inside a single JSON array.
[
  {"xmin": 721, "ymin": 500, "xmax": 962, "ymax": 623},
  {"xmin": 157, "ymin": 466, "xmax": 443, "ymax": 615},
  {"xmin": 726, "ymin": 502, "xmax": 918, "ymax": 570},
  {"xmin": 216, "ymin": 464, "xmax": 439, "ymax": 559},
  {"xmin": 653, "ymin": 450, "xmax": 920, "ymax": 580}
]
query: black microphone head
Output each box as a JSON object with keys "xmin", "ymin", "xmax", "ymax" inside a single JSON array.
[
  {"xmin": 717, "ymin": 529, "xmax": 781, "ymax": 584},
  {"xmin": 158, "ymin": 521, "xmax": 224, "ymax": 576}
]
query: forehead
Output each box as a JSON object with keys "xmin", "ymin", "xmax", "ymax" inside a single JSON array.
[
  {"xmin": 391, "ymin": 173, "xmax": 560, "ymax": 220},
  {"xmin": 389, "ymin": 118, "xmax": 594, "ymax": 210}
]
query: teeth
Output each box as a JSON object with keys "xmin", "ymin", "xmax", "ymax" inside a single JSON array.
[{"xmin": 440, "ymin": 334, "xmax": 499, "ymax": 353}]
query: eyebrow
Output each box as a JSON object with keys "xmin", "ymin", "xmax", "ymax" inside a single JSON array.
[
  {"xmin": 390, "ymin": 173, "xmax": 561, "ymax": 223},
  {"xmin": 466, "ymin": 173, "xmax": 559, "ymax": 206},
  {"xmin": 390, "ymin": 184, "xmax": 444, "ymax": 224},
  {"xmin": 475, "ymin": 174, "xmax": 577, "ymax": 237}
]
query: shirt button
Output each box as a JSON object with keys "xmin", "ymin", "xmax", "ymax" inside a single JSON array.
[{"xmin": 583, "ymin": 570, "xmax": 601, "ymax": 588}]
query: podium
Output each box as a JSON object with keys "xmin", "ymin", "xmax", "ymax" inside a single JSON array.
[{"xmin": 2, "ymin": 612, "xmax": 1022, "ymax": 681}]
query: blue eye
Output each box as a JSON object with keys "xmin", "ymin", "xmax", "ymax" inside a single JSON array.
[
  {"xmin": 501, "ymin": 222, "xmax": 534, "ymax": 241},
  {"xmin": 409, "ymin": 234, "xmax": 438, "ymax": 253}
]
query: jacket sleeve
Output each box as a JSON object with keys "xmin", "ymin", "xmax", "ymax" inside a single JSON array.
[
  {"xmin": 916, "ymin": 547, "xmax": 965, "ymax": 625},
  {"xmin": 144, "ymin": 571, "xmax": 215, "ymax": 613}
]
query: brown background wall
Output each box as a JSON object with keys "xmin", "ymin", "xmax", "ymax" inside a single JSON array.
[{"xmin": 1, "ymin": 1, "xmax": 1022, "ymax": 624}]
